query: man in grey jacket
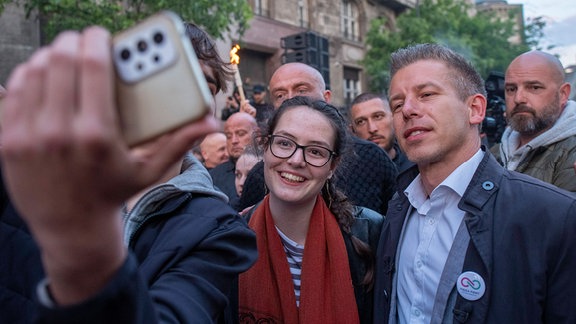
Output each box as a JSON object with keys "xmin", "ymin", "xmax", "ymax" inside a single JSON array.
[{"xmin": 493, "ymin": 50, "xmax": 576, "ymax": 192}]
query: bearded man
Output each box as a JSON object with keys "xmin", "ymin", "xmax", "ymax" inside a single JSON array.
[{"xmin": 493, "ymin": 50, "xmax": 576, "ymax": 192}]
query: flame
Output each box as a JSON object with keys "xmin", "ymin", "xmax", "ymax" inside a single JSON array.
[{"xmin": 230, "ymin": 44, "xmax": 240, "ymax": 65}]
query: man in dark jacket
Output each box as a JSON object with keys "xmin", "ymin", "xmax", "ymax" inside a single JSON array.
[
  {"xmin": 0, "ymin": 22, "xmax": 257, "ymax": 323},
  {"xmin": 348, "ymin": 92, "xmax": 414, "ymax": 174},
  {"xmin": 249, "ymin": 84, "xmax": 274, "ymax": 124},
  {"xmin": 373, "ymin": 43, "xmax": 576, "ymax": 323},
  {"xmin": 210, "ymin": 111, "xmax": 258, "ymax": 208}
]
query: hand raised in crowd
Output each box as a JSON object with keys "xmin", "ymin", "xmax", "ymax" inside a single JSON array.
[
  {"xmin": 0, "ymin": 27, "xmax": 219, "ymax": 305},
  {"xmin": 240, "ymin": 99, "xmax": 257, "ymax": 117}
]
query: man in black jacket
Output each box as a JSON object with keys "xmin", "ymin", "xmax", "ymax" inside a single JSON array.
[
  {"xmin": 348, "ymin": 92, "xmax": 414, "ymax": 174},
  {"xmin": 373, "ymin": 43, "xmax": 576, "ymax": 324}
]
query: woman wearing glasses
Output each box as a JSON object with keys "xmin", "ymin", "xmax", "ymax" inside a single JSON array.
[{"xmin": 238, "ymin": 96, "xmax": 383, "ymax": 323}]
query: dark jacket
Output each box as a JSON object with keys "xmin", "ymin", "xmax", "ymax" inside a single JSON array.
[
  {"xmin": 238, "ymin": 137, "xmax": 398, "ymax": 214},
  {"xmin": 373, "ymin": 149, "xmax": 576, "ymax": 323},
  {"xmin": 335, "ymin": 137, "xmax": 398, "ymax": 215},
  {"xmin": 245, "ymin": 203, "xmax": 383, "ymax": 324},
  {"xmin": 346, "ymin": 206, "xmax": 385, "ymax": 324},
  {"xmin": 209, "ymin": 160, "xmax": 239, "ymax": 208},
  {"xmin": 391, "ymin": 142, "xmax": 414, "ymax": 174},
  {"xmin": 1, "ymin": 157, "xmax": 258, "ymax": 323},
  {"xmin": 250, "ymin": 101, "xmax": 274, "ymax": 124},
  {"xmin": 0, "ymin": 170, "xmax": 43, "ymax": 324}
]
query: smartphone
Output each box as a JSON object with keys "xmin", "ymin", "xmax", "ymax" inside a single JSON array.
[{"xmin": 113, "ymin": 11, "xmax": 213, "ymax": 146}]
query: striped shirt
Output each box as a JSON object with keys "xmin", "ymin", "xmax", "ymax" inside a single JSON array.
[{"xmin": 276, "ymin": 227, "xmax": 304, "ymax": 307}]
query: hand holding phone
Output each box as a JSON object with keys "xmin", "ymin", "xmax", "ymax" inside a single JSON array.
[
  {"xmin": 0, "ymin": 25, "xmax": 220, "ymax": 306},
  {"xmin": 113, "ymin": 11, "xmax": 213, "ymax": 146}
]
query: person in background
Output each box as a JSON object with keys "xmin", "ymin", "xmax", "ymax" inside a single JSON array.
[
  {"xmin": 234, "ymin": 144, "xmax": 261, "ymax": 197},
  {"xmin": 492, "ymin": 50, "xmax": 576, "ymax": 191},
  {"xmin": 373, "ymin": 43, "xmax": 576, "ymax": 323},
  {"xmin": 200, "ymin": 131, "xmax": 229, "ymax": 170},
  {"xmin": 239, "ymin": 96, "xmax": 383, "ymax": 324},
  {"xmin": 0, "ymin": 22, "xmax": 257, "ymax": 323},
  {"xmin": 349, "ymin": 92, "xmax": 413, "ymax": 173},
  {"xmin": 190, "ymin": 143, "xmax": 204, "ymax": 164},
  {"xmin": 237, "ymin": 62, "xmax": 398, "ymax": 214},
  {"xmin": 221, "ymin": 87, "xmax": 241, "ymax": 121},
  {"xmin": 249, "ymin": 84, "xmax": 274, "ymax": 124},
  {"xmin": 210, "ymin": 112, "xmax": 258, "ymax": 207}
]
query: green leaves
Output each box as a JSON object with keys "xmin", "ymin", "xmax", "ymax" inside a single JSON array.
[
  {"xmin": 363, "ymin": 0, "xmax": 545, "ymax": 92},
  {"xmin": 4, "ymin": 0, "xmax": 253, "ymax": 43}
]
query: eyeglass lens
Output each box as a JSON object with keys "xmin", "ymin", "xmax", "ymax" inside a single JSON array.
[{"xmin": 269, "ymin": 135, "xmax": 332, "ymax": 167}]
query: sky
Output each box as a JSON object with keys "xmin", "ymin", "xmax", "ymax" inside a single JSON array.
[{"xmin": 509, "ymin": 0, "xmax": 576, "ymax": 67}]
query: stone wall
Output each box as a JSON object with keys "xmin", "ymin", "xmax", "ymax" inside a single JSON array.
[{"xmin": 0, "ymin": 3, "xmax": 40, "ymax": 85}]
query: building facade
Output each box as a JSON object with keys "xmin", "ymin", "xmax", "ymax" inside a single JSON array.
[
  {"xmin": 0, "ymin": 3, "xmax": 40, "ymax": 86},
  {"xmin": 233, "ymin": 0, "xmax": 415, "ymax": 108},
  {"xmin": 1, "ymin": 0, "xmax": 532, "ymax": 110}
]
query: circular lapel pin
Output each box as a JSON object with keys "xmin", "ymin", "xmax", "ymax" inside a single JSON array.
[{"xmin": 457, "ymin": 271, "xmax": 486, "ymax": 301}]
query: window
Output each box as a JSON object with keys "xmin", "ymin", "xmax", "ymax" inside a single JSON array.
[
  {"xmin": 343, "ymin": 67, "xmax": 361, "ymax": 106},
  {"xmin": 341, "ymin": 0, "xmax": 359, "ymax": 41},
  {"xmin": 298, "ymin": 0, "xmax": 309, "ymax": 28},
  {"xmin": 253, "ymin": 0, "xmax": 270, "ymax": 17}
]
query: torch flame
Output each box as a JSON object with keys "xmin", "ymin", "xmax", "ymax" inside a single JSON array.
[{"xmin": 230, "ymin": 44, "xmax": 240, "ymax": 65}]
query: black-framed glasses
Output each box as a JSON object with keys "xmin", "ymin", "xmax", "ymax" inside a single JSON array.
[{"xmin": 268, "ymin": 135, "xmax": 336, "ymax": 167}]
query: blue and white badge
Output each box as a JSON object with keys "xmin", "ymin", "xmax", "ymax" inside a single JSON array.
[{"xmin": 457, "ymin": 271, "xmax": 485, "ymax": 301}]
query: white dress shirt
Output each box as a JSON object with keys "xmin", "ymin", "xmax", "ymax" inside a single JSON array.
[{"xmin": 396, "ymin": 149, "xmax": 484, "ymax": 324}]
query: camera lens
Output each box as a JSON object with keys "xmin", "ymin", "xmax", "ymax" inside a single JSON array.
[
  {"xmin": 137, "ymin": 40, "xmax": 148, "ymax": 52},
  {"xmin": 120, "ymin": 48, "xmax": 131, "ymax": 61},
  {"xmin": 153, "ymin": 32, "xmax": 164, "ymax": 44}
]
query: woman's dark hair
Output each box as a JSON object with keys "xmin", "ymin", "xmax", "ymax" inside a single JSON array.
[
  {"xmin": 183, "ymin": 22, "xmax": 234, "ymax": 93},
  {"xmin": 259, "ymin": 96, "xmax": 376, "ymax": 290}
]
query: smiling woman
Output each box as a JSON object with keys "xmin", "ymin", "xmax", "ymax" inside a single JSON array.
[{"xmin": 238, "ymin": 96, "xmax": 384, "ymax": 324}]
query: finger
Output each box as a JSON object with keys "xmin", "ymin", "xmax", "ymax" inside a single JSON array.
[
  {"xmin": 78, "ymin": 27, "xmax": 115, "ymax": 133},
  {"xmin": 2, "ymin": 48, "xmax": 50, "ymax": 136},
  {"xmin": 44, "ymin": 31, "xmax": 81, "ymax": 126}
]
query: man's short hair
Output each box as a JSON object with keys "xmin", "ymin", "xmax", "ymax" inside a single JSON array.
[
  {"xmin": 389, "ymin": 43, "xmax": 486, "ymax": 102},
  {"xmin": 351, "ymin": 92, "xmax": 387, "ymax": 106}
]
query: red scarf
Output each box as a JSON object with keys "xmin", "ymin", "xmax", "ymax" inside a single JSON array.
[{"xmin": 239, "ymin": 195, "xmax": 359, "ymax": 324}]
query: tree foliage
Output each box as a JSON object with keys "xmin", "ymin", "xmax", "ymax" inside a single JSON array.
[
  {"xmin": 2, "ymin": 0, "xmax": 253, "ymax": 43},
  {"xmin": 363, "ymin": 0, "xmax": 545, "ymax": 92},
  {"xmin": 524, "ymin": 16, "xmax": 549, "ymax": 50}
]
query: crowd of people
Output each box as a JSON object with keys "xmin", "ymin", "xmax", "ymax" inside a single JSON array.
[{"xmin": 1, "ymin": 12, "xmax": 575, "ymax": 324}]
